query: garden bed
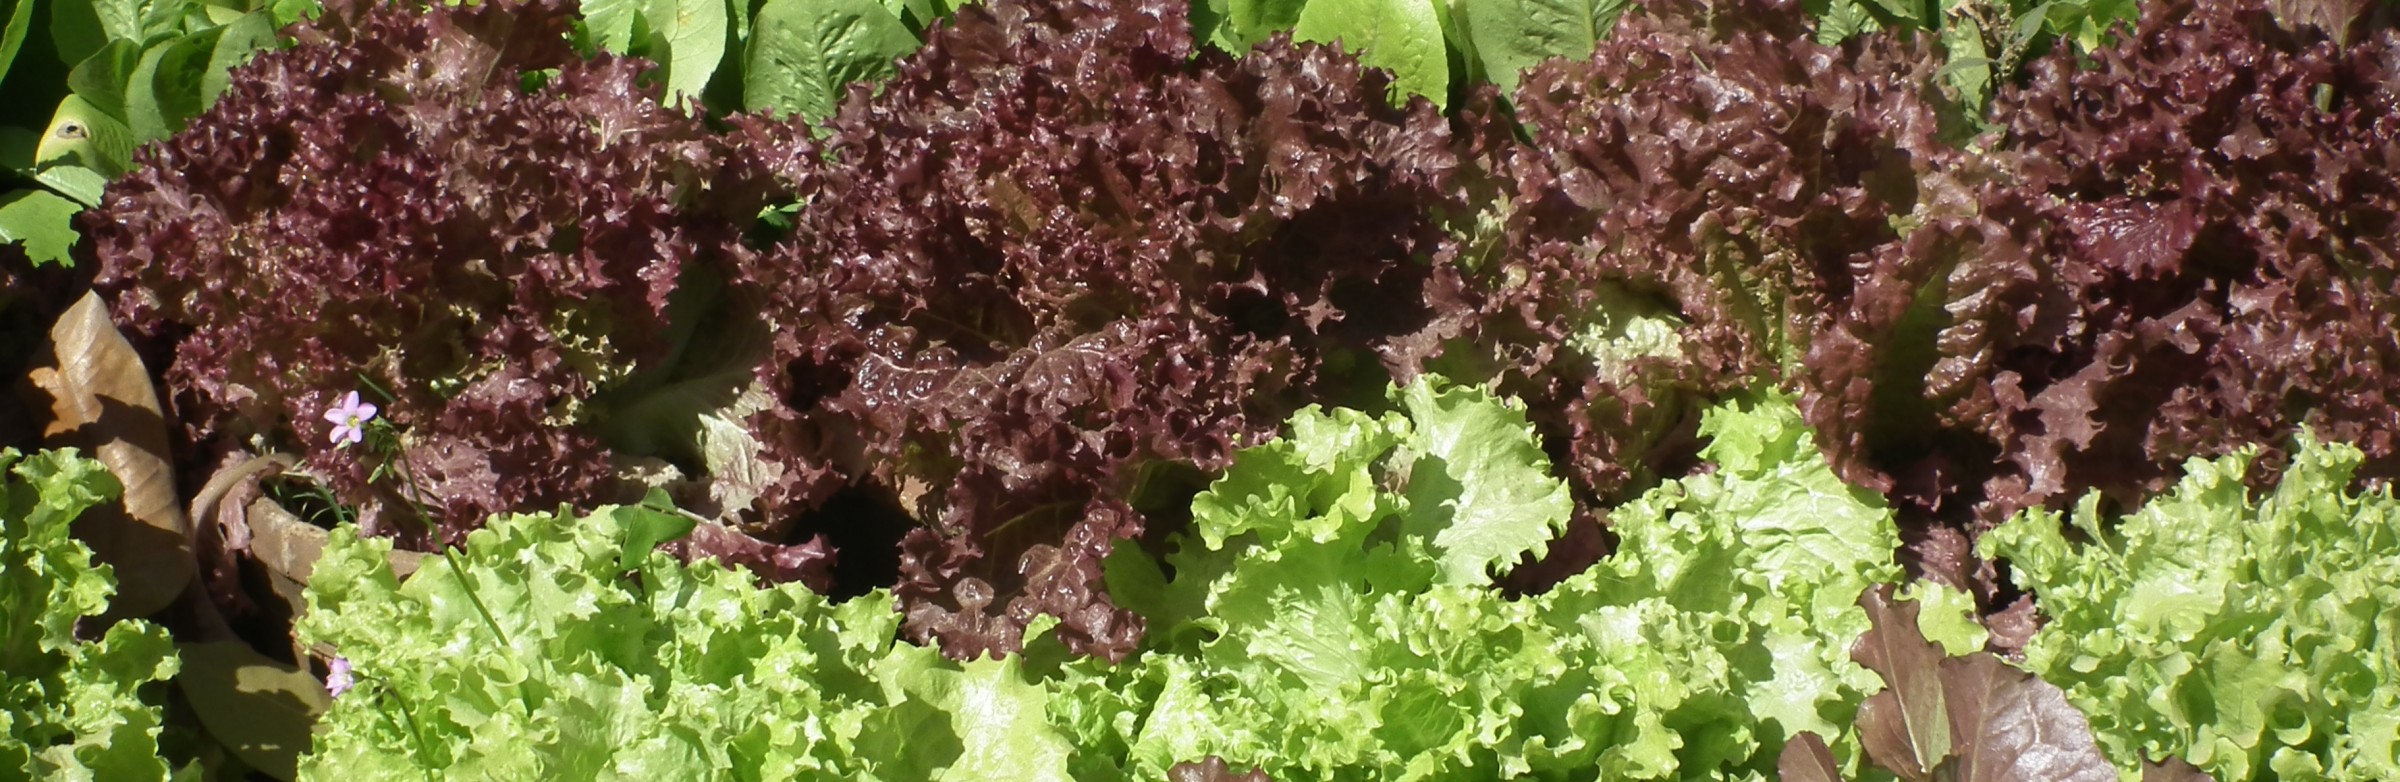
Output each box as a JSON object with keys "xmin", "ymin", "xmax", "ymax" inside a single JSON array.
[{"xmin": 4, "ymin": 0, "xmax": 2397, "ymax": 777}]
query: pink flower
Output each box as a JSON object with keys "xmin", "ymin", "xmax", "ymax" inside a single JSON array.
[
  {"xmin": 324, "ymin": 391, "xmax": 378, "ymax": 446},
  {"xmin": 326, "ymin": 657, "xmax": 355, "ymax": 697}
]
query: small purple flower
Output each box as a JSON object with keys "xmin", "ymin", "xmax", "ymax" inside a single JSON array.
[
  {"xmin": 326, "ymin": 657, "xmax": 355, "ymax": 698},
  {"xmin": 324, "ymin": 391, "xmax": 378, "ymax": 447}
]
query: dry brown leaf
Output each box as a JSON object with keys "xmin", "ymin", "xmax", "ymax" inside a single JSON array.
[
  {"xmin": 21, "ymin": 290, "xmax": 191, "ymax": 619},
  {"xmin": 176, "ymin": 640, "xmax": 331, "ymax": 781},
  {"xmin": 247, "ymin": 494, "xmax": 424, "ymax": 584}
]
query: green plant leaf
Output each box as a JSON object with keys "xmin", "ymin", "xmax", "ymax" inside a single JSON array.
[
  {"xmin": 1, "ymin": 448, "xmax": 177, "ymax": 782},
  {"xmin": 263, "ymin": 0, "xmax": 311, "ymax": 27},
  {"xmin": 126, "ymin": 33, "xmax": 199, "ymax": 142},
  {"xmin": 892, "ymin": 652, "xmax": 1077, "ymax": 782},
  {"xmin": 1391, "ymin": 379, "xmax": 1573, "ymax": 584},
  {"xmin": 1075, "ymin": 383, "xmax": 1904, "ymax": 779},
  {"xmin": 1811, "ymin": 0, "xmax": 1878, "ymax": 43},
  {"xmin": 198, "ymin": 10, "xmax": 273, "ymax": 105},
  {"xmin": 1289, "ymin": 0, "xmax": 1447, "ymax": 106},
  {"xmin": 63, "ymin": 37, "xmax": 139, "ymax": 118},
  {"xmin": 581, "ymin": 0, "xmax": 640, "ymax": 52},
  {"xmin": 47, "ymin": 0, "xmax": 129, "ymax": 64},
  {"xmin": 35, "ymin": 162, "xmax": 108, "ymax": 205},
  {"xmin": 35, "ymin": 94, "xmax": 134, "ymax": 177},
  {"xmin": 743, "ymin": 0, "xmax": 917, "ymax": 121},
  {"xmin": 1224, "ymin": 0, "xmax": 1305, "ymax": 45},
  {"xmin": 1453, "ymin": 0, "xmax": 1625, "ymax": 95},
  {"xmin": 1862, "ymin": 0, "xmax": 1924, "ymax": 24},
  {"xmin": 1981, "ymin": 436, "xmax": 2400, "ymax": 781},
  {"xmin": 639, "ymin": 0, "xmax": 727, "ymax": 108},
  {"xmin": 0, "ymin": 188, "xmax": 80, "ymax": 265},
  {"xmin": 601, "ymin": 490, "xmax": 697, "ymax": 574},
  {"xmin": 1, "ymin": 0, "xmax": 36, "ymax": 84}
]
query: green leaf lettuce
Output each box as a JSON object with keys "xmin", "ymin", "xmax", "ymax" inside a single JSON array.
[
  {"xmin": 1982, "ymin": 435, "xmax": 2400, "ymax": 781},
  {"xmin": 1, "ymin": 448, "xmax": 179, "ymax": 781}
]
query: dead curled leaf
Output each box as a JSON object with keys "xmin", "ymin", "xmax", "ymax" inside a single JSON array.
[
  {"xmin": 20, "ymin": 290, "xmax": 192, "ymax": 620},
  {"xmin": 176, "ymin": 640, "xmax": 331, "ymax": 782}
]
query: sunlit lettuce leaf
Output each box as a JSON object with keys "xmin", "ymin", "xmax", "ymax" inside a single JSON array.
[
  {"xmin": 1074, "ymin": 378, "xmax": 1903, "ymax": 779},
  {"xmin": 1, "ymin": 449, "xmax": 179, "ymax": 781},
  {"xmin": 297, "ymin": 507, "xmax": 1074, "ymax": 779},
  {"xmin": 1983, "ymin": 435, "xmax": 2400, "ymax": 781}
]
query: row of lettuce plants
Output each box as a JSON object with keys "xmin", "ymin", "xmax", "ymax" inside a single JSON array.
[
  {"xmin": 1, "ymin": 0, "xmax": 2395, "ymax": 775},
  {"xmin": 80, "ymin": 0, "xmax": 2400, "ymax": 660},
  {"xmin": 16, "ymin": 373, "xmax": 2393, "ymax": 778}
]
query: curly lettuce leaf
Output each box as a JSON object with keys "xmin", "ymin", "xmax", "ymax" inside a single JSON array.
[
  {"xmin": 1982, "ymin": 435, "xmax": 2400, "ymax": 781},
  {"xmin": 1076, "ymin": 378, "xmax": 1903, "ymax": 779},
  {"xmin": 296, "ymin": 505, "xmax": 1075, "ymax": 780},
  {"xmin": 744, "ymin": 0, "xmax": 1484, "ymax": 658},
  {"xmin": 1, "ymin": 448, "xmax": 179, "ymax": 781}
]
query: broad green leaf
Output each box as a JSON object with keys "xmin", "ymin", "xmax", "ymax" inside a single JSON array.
[
  {"xmin": 1454, "ymin": 0, "xmax": 1626, "ymax": 95},
  {"xmin": 130, "ymin": 30, "xmax": 212, "ymax": 142},
  {"xmin": 1811, "ymin": 0, "xmax": 1878, "ymax": 43},
  {"xmin": 1898, "ymin": 581, "xmax": 1989, "ymax": 657},
  {"xmin": 0, "ymin": 188, "xmax": 80, "ymax": 265},
  {"xmin": 743, "ymin": 0, "xmax": 917, "ymax": 122},
  {"xmin": 1224, "ymin": 0, "xmax": 1305, "ymax": 45},
  {"xmin": 37, "ymin": 94, "xmax": 136, "ymax": 179},
  {"xmin": 640, "ymin": 0, "xmax": 728, "ymax": 108},
  {"xmin": 263, "ymin": 0, "xmax": 311, "ymax": 27},
  {"xmin": 1291, "ymin": 0, "xmax": 1448, "ymax": 106},
  {"xmin": 1081, "ymin": 385, "xmax": 1904, "ymax": 778},
  {"xmin": 298, "ymin": 506, "xmax": 1023, "ymax": 778},
  {"xmin": 46, "ymin": 0, "xmax": 130, "ymax": 64},
  {"xmin": 1937, "ymin": 25, "xmax": 1992, "ymax": 109},
  {"xmin": 65, "ymin": 38, "xmax": 140, "ymax": 123},
  {"xmin": 35, "ymin": 162, "xmax": 108, "ymax": 205},
  {"xmin": 581, "ymin": 0, "xmax": 642, "ymax": 52},
  {"xmin": 894, "ymin": 654, "xmax": 1076, "ymax": 782},
  {"xmin": 2010, "ymin": 1, "xmax": 2055, "ymax": 51},
  {"xmin": 199, "ymin": 10, "xmax": 274, "ymax": 104},
  {"xmin": 133, "ymin": 0, "xmax": 194, "ymax": 41},
  {"xmin": 1862, "ymin": 0, "xmax": 1925, "ymax": 24},
  {"xmin": 1188, "ymin": 0, "xmax": 1241, "ymax": 50},
  {"xmin": 201, "ymin": 2, "xmax": 245, "ymax": 25},
  {"xmin": 1, "ymin": 0, "xmax": 35, "ymax": 84},
  {"xmin": 873, "ymin": 0, "xmax": 942, "ymax": 30}
]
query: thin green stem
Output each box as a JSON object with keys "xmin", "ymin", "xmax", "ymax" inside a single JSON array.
[
  {"xmin": 443, "ymin": 555, "xmax": 513, "ymax": 651},
  {"xmin": 366, "ymin": 678, "xmax": 438, "ymax": 782}
]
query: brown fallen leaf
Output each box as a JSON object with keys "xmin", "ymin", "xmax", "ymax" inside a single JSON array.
[
  {"xmin": 176, "ymin": 640, "xmax": 332, "ymax": 782},
  {"xmin": 21, "ymin": 290, "xmax": 192, "ymax": 620}
]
